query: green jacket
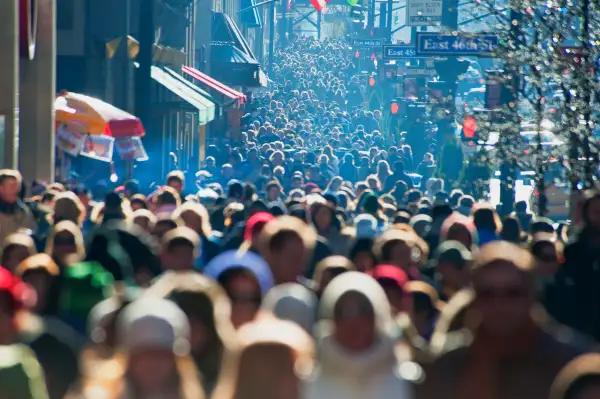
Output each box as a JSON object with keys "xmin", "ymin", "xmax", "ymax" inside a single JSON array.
[{"xmin": 0, "ymin": 344, "xmax": 49, "ymax": 399}]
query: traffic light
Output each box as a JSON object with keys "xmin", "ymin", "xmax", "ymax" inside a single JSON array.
[
  {"xmin": 350, "ymin": 5, "xmax": 366, "ymax": 24},
  {"xmin": 390, "ymin": 101, "xmax": 400, "ymax": 115},
  {"xmin": 462, "ymin": 116, "xmax": 477, "ymax": 141},
  {"xmin": 369, "ymin": 76, "xmax": 376, "ymax": 87}
]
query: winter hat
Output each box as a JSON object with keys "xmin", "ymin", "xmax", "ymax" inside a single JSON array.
[
  {"xmin": 354, "ymin": 214, "xmax": 378, "ymax": 238},
  {"xmin": 244, "ymin": 212, "xmax": 275, "ymax": 242},
  {"xmin": 118, "ymin": 296, "xmax": 190, "ymax": 356},
  {"xmin": 369, "ymin": 265, "xmax": 409, "ymax": 293},
  {"xmin": 432, "ymin": 240, "xmax": 473, "ymax": 269},
  {"xmin": 204, "ymin": 250, "xmax": 275, "ymax": 295},
  {"xmin": 261, "ymin": 283, "xmax": 317, "ymax": 333},
  {"xmin": 0, "ymin": 266, "xmax": 34, "ymax": 312}
]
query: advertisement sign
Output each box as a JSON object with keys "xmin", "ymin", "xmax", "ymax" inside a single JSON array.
[
  {"xmin": 80, "ymin": 135, "xmax": 114, "ymax": 163},
  {"xmin": 416, "ymin": 33, "xmax": 498, "ymax": 56},
  {"xmin": 406, "ymin": 0, "xmax": 442, "ymax": 26},
  {"xmin": 56, "ymin": 124, "xmax": 86, "ymax": 157},
  {"xmin": 383, "ymin": 45, "xmax": 417, "ymax": 59},
  {"xmin": 115, "ymin": 137, "xmax": 148, "ymax": 162}
]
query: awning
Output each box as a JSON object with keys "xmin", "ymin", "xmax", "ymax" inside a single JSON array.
[
  {"xmin": 150, "ymin": 66, "xmax": 216, "ymax": 125},
  {"xmin": 241, "ymin": 0, "xmax": 262, "ymax": 28},
  {"xmin": 212, "ymin": 12, "xmax": 257, "ymax": 62},
  {"xmin": 182, "ymin": 65, "xmax": 246, "ymax": 104},
  {"xmin": 211, "ymin": 42, "xmax": 259, "ymax": 65}
]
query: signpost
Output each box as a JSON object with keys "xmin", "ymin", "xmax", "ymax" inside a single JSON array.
[
  {"xmin": 405, "ymin": 66, "xmax": 436, "ymax": 77},
  {"xmin": 351, "ymin": 38, "xmax": 384, "ymax": 47},
  {"xmin": 416, "ymin": 33, "xmax": 498, "ymax": 56},
  {"xmin": 383, "ymin": 45, "xmax": 417, "ymax": 59},
  {"xmin": 406, "ymin": 0, "xmax": 442, "ymax": 26}
]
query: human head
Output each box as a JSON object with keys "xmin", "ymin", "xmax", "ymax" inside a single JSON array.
[
  {"xmin": 160, "ymin": 227, "xmax": 200, "ymax": 272},
  {"xmin": 213, "ymin": 318, "xmax": 314, "ymax": 399},
  {"xmin": 204, "ymin": 251, "xmax": 275, "ymax": 329},
  {"xmin": 45, "ymin": 220, "xmax": 85, "ymax": 267},
  {"xmin": 117, "ymin": 297, "xmax": 203, "ymax": 397},
  {"xmin": 0, "ymin": 170, "xmax": 22, "ymax": 204},
  {"xmin": 471, "ymin": 241, "xmax": 536, "ymax": 337},
  {"xmin": 319, "ymin": 272, "xmax": 392, "ymax": 353},
  {"xmin": 259, "ymin": 217, "xmax": 317, "ymax": 285},
  {"xmin": 166, "ymin": 170, "xmax": 185, "ymax": 193},
  {"xmin": 1, "ymin": 233, "xmax": 36, "ymax": 274}
]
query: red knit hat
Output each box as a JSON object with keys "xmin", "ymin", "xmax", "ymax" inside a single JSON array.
[
  {"xmin": 0, "ymin": 266, "xmax": 34, "ymax": 312},
  {"xmin": 368, "ymin": 265, "xmax": 409, "ymax": 292},
  {"xmin": 244, "ymin": 212, "xmax": 275, "ymax": 241}
]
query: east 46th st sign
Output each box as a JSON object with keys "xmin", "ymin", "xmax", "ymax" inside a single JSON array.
[{"xmin": 416, "ymin": 33, "xmax": 498, "ymax": 56}]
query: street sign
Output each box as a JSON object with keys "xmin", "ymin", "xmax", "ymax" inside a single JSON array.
[
  {"xmin": 383, "ymin": 45, "xmax": 417, "ymax": 59},
  {"xmin": 351, "ymin": 38, "xmax": 384, "ymax": 47},
  {"xmin": 406, "ymin": 0, "xmax": 442, "ymax": 26},
  {"xmin": 405, "ymin": 66, "xmax": 436, "ymax": 76},
  {"xmin": 416, "ymin": 33, "xmax": 498, "ymax": 56}
]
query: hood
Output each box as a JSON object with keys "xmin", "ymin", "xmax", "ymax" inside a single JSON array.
[
  {"xmin": 261, "ymin": 283, "xmax": 317, "ymax": 334},
  {"xmin": 318, "ymin": 271, "xmax": 394, "ymax": 335},
  {"xmin": 204, "ymin": 250, "xmax": 274, "ymax": 295}
]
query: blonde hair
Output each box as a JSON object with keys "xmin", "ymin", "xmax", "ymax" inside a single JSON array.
[
  {"xmin": 172, "ymin": 202, "xmax": 212, "ymax": 237},
  {"xmin": 72, "ymin": 353, "xmax": 205, "ymax": 399},
  {"xmin": 259, "ymin": 216, "xmax": 317, "ymax": 257},
  {"xmin": 212, "ymin": 318, "xmax": 314, "ymax": 399},
  {"xmin": 50, "ymin": 191, "xmax": 86, "ymax": 227},
  {"xmin": 45, "ymin": 220, "xmax": 86, "ymax": 263},
  {"xmin": 15, "ymin": 253, "xmax": 60, "ymax": 277}
]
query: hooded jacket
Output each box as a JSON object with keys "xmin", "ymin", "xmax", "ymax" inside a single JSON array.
[{"xmin": 303, "ymin": 272, "xmax": 414, "ymax": 399}]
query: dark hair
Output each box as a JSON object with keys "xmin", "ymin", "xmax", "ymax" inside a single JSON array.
[
  {"xmin": 269, "ymin": 230, "xmax": 303, "ymax": 252},
  {"xmin": 164, "ymin": 236, "xmax": 196, "ymax": 253},
  {"xmin": 156, "ymin": 187, "xmax": 181, "ymax": 207},
  {"xmin": 500, "ymin": 216, "xmax": 523, "ymax": 243},
  {"xmin": 473, "ymin": 207, "xmax": 498, "ymax": 232}
]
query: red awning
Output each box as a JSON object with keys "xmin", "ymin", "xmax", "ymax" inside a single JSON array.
[{"xmin": 182, "ymin": 66, "xmax": 246, "ymax": 104}]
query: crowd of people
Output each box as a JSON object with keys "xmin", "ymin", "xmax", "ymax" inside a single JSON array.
[{"xmin": 1, "ymin": 36, "xmax": 600, "ymax": 399}]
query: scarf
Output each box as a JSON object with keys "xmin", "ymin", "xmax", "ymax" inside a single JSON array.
[{"xmin": 0, "ymin": 199, "xmax": 22, "ymax": 215}]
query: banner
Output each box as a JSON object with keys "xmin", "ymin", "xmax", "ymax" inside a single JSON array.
[
  {"xmin": 80, "ymin": 135, "xmax": 114, "ymax": 162},
  {"xmin": 115, "ymin": 137, "xmax": 148, "ymax": 162},
  {"xmin": 56, "ymin": 124, "xmax": 86, "ymax": 156}
]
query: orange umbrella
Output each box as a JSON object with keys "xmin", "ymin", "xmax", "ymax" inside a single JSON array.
[{"xmin": 54, "ymin": 91, "xmax": 144, "ymax": 138}]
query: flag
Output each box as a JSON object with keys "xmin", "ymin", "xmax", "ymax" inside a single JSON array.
[
  {"xmin": 347, "ymin": 0, "xmax": 359, "ymax": 5},
  {"xmin": 310, "ymin": 0, "xmax": 326, "ymax": 10}
]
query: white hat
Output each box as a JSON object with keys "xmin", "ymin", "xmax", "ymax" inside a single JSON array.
[
  {"xmin": 118, "ymin": 297, "xmax": 190, "ymax": 356},
  {"xmin": 354, "ymin": 214, "xmax": 379, "ymax": 239}
]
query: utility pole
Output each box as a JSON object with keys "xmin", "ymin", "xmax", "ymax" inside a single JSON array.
[{"xmin": 135, "ymin": 0, "xmax": 154, "ymax": 129}]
